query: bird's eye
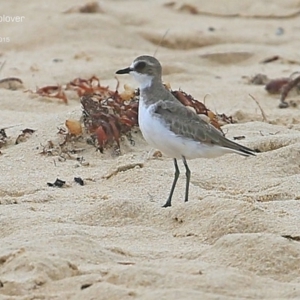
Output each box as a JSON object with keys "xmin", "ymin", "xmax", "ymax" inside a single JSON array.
[{"xmin": 134, "ymin": 61, "xmax": 146, "ymax": 71}]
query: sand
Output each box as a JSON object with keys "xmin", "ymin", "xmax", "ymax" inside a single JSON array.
[{"xmin": 1, "ymin": 0, "xmax": 300, "ymax": 299}]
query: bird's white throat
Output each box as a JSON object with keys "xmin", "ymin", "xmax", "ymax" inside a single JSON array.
[{"xmin": 130, "ymin": 71, "xmax": 154, "ymax": 90}]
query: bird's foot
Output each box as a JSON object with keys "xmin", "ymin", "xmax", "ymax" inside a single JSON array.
[{"xmin": 162, "ymin": 200, "xmax": 171, "ymax": 208}]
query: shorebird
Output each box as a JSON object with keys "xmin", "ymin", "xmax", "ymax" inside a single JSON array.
[{"xmin": 116, "ymin": 55, "xmax": 256, "ymax": 207}]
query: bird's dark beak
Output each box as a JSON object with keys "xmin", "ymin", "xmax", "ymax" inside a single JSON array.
[{"xmin": 116, "ymin": 67, "xmax": 132, "ymax": 74}]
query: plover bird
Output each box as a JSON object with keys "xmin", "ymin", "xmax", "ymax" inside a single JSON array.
[{"xmin": 116, "ymin": 55, "xmax": 256, "ymax": 207}]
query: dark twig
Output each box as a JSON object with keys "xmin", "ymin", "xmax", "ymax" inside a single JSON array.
[{"xmin": 249, "ymin": 94, "xmax": 267, "ymax": 122}]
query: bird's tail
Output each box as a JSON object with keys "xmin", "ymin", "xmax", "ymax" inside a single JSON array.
[{"xmin": 222, "ymin": 138, "xmax": 257, "ymax": 157}]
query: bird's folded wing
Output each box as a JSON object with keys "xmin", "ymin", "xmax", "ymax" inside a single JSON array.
[
  {"xmin": 153, "ymin": 100, "xmax": 224, "ymax": 144},
  {"xmin": 153, "ymin": 100, "xmax": 255, "ymax": 155}
]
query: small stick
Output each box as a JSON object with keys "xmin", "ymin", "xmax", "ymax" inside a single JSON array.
[
  {"xmin": 249, "ymin": 94, "xmax": 267, "ymax": 122},
  {"xmin": 153, "ymin": 29, "xmax": 170, "ymax": 57},
  {"xmin": 0, "ymin": 60, "xmax": 6, "ymax": 73},
  {"xmin": 1, "ymin": 124, "xmax": 22, "ymax": 130},
  {"xmin": 203, "ymin": 93, "xmax": 211, "ymax": 105}
]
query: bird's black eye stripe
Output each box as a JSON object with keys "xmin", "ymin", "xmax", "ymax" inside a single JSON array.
[{"xmin": 134, "ymin": 61, "xmax": 146, "ymax": 71}]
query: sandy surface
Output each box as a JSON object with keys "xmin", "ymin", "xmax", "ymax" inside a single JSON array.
[{"xmin": 1, "ymin": 0, "xmax": 300, "ymax": 299}]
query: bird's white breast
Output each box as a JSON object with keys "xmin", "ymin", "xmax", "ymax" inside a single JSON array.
[
  {"xmin": 138, "ymin": 99, "xmax": 236, "ymax": 159},
  {"xmin": 130, "ymin": 71, "xmax": 153, "ymax": 90}
]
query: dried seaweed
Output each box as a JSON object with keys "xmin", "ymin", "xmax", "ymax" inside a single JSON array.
[
  {"xmin": 15, "ymin": 128, "xmax": 35, "ymax": 144},
  {"xmin": 265, "ymin": 78, "xmax": 290, "ymax": 95},
  {"xmin": 32, "ymin": 76, "xmax": 234, "ymax": 154},
  {"xmin": 81, "ymin": 91, "xmax": 139, "ymax": 153},
  {"xmin": 263, "ymin": 72, "xmax": 300, "ymax": 108},
  {"xmin": 245, "ymin": 70, "xmax": 300, "ymax": 108},
  {"xmin": 66, "ymin": 76, "xmax": 115, "ymax": 97},
  {"xmin": 28, "ymin": 76, "xmax": 119, "ymax": 105},
  {"xmin": 26, "ymin": 85, "xmax": 68, "ymax": 104},
  {"xmin": 279, "ymin": 75, "xmax": 300, "ymax": 108}
]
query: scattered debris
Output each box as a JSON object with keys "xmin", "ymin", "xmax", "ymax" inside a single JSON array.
[
  {"xmin": 152, "ymin": 150, "xmax": 163, "ymax": 158},
  {"xmin": 64, "ymin": 1, "xmax": 103, "ymax": 14},
  {"xmin": 263, "ymin": 72, "xmax": 300, "ymax": 108},
  {"xmin": 233, "ymin": 136, "xmax": 245, "ymax": 140},
  {"xmin": 39, "ymin": 140, "xmax": 56, "ymax": 155},
  {"xmin": 0, "ymin": 125, "xmax": 27, "ymax": 149},
  {"xmin": 117, "ymin": 261, "xmax": 136, "ymax": 265},
  {"xmin": 178, "ymin": 4, "xmax": 198, "ymax": 14},
  {"xmin": 26, "ymin": 85, "xmax": 68, "ymax": 104},
  {"xmin": 74, "ymin": 177, "xmax": 84, "ymax": 186},
  {"xmin": 103, "ymin": 162, "xmax": 144, "ymax": 179},
  {"xmin": 279, "ymin": 74, "xmax": 300, "ymax": 108},
  {"xmin": 260, "ymin": 55, "xmax": 280, "ymax": 64},
  {"xmin": 0, "ymin": 128, "xmax": 8, "ymax": 148},
  {"xmin": 81, "ymin": 283, "xmax": 93, "ymax": 290},
  {"xmin": 248, "ymin": 73, "xmax": 269, "ymax": 85},
  {"xmin": 247, "ymin": 71, "xmax": 300, "ymax": 108},
  {"xmin": 75, "ymin": 157, "xmax": 89, "ymax": 167},
  {"xmin": 275, "ymin": 27, "xmax": 284, "ymax": 36},
  {"xmin": 260, "ymin": 55, "xmax": 300, "ymax": 65},
  {"xmin": 282, "ymin": 235, "xmax": 300, "ymax": 242},
  {"xmin": 53, "ymin": 58, "xmax": 63, "ymax": 63},
  {"xmin": 163, "ymin": 1, "xmax": 176, "ymax": 7},
  {"xmin": 47, "ymin": 178, "xmax": 66, "ymax": 188},
  {"xmin": 73, "ymin": 52, "xmax": 92, "ymax": 61},
  {"xmin": 65, "ymin": 119, "xmax": 82, "ymax": 136},
  {"xmin": 265, "ymin": 77, "xmax": 290, "ymax": 94},
  {"xmin": 0, "ymin": 60, "xmax": 6, "ymax": 72},
  {"xmin": 259, "ymin": 131, "xmax": 280, "ymax": 137},
  {"xmin": 15, "ymin": 128, "xmax": 35, "ymax": 144},
  {"xmin": 39, "ymin": 136, "xmax": 88, "ymax": 166},
  {"xmin": 0, "ymin": 61, "xmax": 23, "ymax": 90},
  {"xmin": 0, "ymin": 77, "xmax": 23, "ymax": 90}
]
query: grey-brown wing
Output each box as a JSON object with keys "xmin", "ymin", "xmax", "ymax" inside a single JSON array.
[{"xmin": 153, "ymin": 100, "xmax": 255, "ymax": 156}]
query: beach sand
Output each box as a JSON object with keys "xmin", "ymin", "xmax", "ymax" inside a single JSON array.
[{"xmin": 1, "ymin": 0, "xmax": 300, "ymax": 299}]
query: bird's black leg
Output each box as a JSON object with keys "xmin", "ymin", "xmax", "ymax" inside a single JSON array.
[
  {"xmin": 163, "ymin": 158, "xmax": 180, "ymax": 207},
  {"xmin": 182, "ymin": 156, "xmax": 190, "ymax": 202}
]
